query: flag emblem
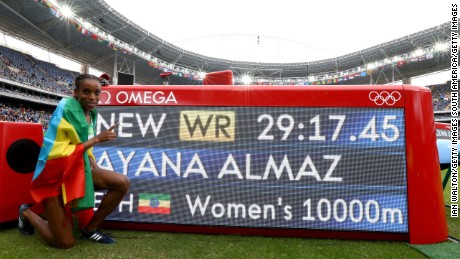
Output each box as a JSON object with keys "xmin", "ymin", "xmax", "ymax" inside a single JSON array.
[{"xmin": 138, "ymin": 193, "xmax": 171, "ymax": 214}]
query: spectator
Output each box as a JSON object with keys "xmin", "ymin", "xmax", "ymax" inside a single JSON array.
[{"xmin": 0, "ymin": 101, "xmax": 52, "ymax": 131}]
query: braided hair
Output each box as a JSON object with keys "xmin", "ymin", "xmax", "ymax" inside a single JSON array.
[{"xmin": 74, "ymin": 74, "xmax": 100, "ymax": 90}]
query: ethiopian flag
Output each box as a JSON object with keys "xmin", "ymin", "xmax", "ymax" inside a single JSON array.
[
  {"xmin": 30, "ymin": 97, "xmax": 96, "ymax": 212},
  {"xmin": 138, "ymin": 193, "xmax": 171, "ymax": 214}
]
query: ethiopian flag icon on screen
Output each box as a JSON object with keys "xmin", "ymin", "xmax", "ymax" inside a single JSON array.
[{"xmin": 138, "ymin": 193, "xmax": 171, "ymax": 214}]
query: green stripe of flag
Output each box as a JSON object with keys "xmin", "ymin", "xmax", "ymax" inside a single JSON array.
[{"xmin": 139, "ymin": 193, "xmax": 170, "ymax": 201}]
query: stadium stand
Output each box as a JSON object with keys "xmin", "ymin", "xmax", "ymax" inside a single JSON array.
[
  {"xmin": 0, "ymin": 45, "xmax": 77, "ymax": 95},
  {"xmin": 0, "ymin": 101, "xmax": 52, "ymax": 131},
  {"xmin": 429, "ymin": 81, "xmax": 452, "ymax": 111}
]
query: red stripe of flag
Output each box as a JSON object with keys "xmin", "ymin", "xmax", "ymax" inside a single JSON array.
[{"xmin": 138, "ymin": 206, "xmax": 170, "ymax": 214}]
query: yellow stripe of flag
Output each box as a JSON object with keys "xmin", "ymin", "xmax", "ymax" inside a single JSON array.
[
  {"xmin": 48, "ymin": 119, "xmax": 80, "ymax": 159},
  {"xmin": 139, "ymin": 199, "xmax": 170, "ymax": 208}
]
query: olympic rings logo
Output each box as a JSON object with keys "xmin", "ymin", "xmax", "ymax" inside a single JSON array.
[{"xmin": 369, "ymin": 91, "xmax": 401, "ymax": 105}]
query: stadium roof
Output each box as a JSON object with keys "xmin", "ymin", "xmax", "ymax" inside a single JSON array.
[{"xmin": 0, "ymin": 0, "xmax": 451, "ymax": 85}]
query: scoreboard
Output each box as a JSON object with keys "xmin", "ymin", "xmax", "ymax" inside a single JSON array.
[{"xmin": 95, "ymin": 85, "xmax": 447, "ymax": 244}]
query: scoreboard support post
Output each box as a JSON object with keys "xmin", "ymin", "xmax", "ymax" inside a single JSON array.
[{"xmin": 404, "ymin": 86, "xmax": 448, "ymax": 244}]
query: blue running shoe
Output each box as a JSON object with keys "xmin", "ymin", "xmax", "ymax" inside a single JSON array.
[
  {"xmin": 81, "ymin": 229, "xmax": 115, "ymax": 244},
  {"xmin": 18, "ymin": 204, "xmax": 34, "ymax": 235}
]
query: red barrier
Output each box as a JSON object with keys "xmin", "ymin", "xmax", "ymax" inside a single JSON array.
[{"xmin": 203, "ymin": 70, "xmax": 233, "ymax": 85}]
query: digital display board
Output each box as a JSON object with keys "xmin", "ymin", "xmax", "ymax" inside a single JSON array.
[
  {"xmin": 95, "ymin": 85, "xmax": 447, "ymax": 244},
  {"xmin": 95, "ymin": 106, "xmax": 408, "ymax": 232}
]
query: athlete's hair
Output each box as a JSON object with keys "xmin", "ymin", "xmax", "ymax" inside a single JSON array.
[{"xmin": 74, "ymin": 74, "xmax": 100, "ymax": 90}]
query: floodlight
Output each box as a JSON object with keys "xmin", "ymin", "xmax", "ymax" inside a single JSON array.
[
  {"xmin": 60, "ymin": 5, "xmax": 74, "ymax": 18},
  {"xmin": 434, "ymin": 42, "xmax": 449, "ymax": 51},
  {"xmin": 198, "ymin": 71, "xmax": 206, "ymax": 79},
  {"xmin": 413, "ymin": 49, "xmax": 424, "ymax": 57},
  {"xmin": 241, "ymin": 75, "xmax": 252, "ymax": 85}
]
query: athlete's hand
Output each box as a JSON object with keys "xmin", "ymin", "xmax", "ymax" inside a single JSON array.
[{"xmin": 95, "ymin": 123, "xmax": 119, "ymax": 143}]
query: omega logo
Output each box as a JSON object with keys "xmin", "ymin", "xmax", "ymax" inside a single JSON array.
[{"xmin": 99, "ymin": 90, "xmax": 177, "ymax": 104}]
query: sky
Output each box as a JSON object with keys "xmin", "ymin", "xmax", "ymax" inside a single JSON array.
[
  {"xmin": 104, "ymin": 0, "xmax": 449, "ymax": 63},
  {"xmin": 0, "ymin": 0, "xmax": 452, "ymax": 85}
]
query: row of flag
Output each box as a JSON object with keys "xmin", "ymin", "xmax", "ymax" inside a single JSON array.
[{"xmin": 258, "ymin": 53, "xmax": 436, "ymax": 86}]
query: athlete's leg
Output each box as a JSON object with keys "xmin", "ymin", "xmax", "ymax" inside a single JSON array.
[
  {"xmin": 85, "ymin": 167, "xmax": 129, "ymax": 231},
  {"xmin": 21, "ymin": 196, "xmax": 74, "ymax": 249}
]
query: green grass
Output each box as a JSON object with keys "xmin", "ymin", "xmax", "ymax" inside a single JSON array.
[
  {"xmin": 0, "ymin": 170, "xmax": 457, "ymax": 258},
  {"xmin": 441, "ymin": 169, "xmax": 460, "ymax": 238},
  {"xmin": 0, "ymin": 227, "xmax": 425, "ymax": 259}
]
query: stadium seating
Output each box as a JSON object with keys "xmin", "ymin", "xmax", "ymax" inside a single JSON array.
[
  {"xmin": 0, "ymin": 45, "xmax": 76, "ymax": 95},
  {"xmin": 428, "ymin": 83, "xmax": 452, "ymax": 111},
  {"xmin": 0, "ymin": 101, "xmax": 51, "ymax": 131}
]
